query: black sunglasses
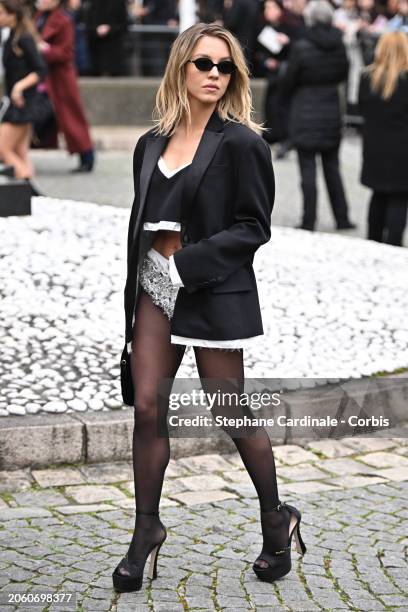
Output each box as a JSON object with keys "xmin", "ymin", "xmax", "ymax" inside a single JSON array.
[{"xmin": 187, "ymin": 58, "xmax": 236, "ymax": 75}]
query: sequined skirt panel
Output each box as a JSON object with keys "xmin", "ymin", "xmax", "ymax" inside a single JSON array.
[{"xmin": 139, "ymin": 247, "xmax": 179, "ymax": 320}]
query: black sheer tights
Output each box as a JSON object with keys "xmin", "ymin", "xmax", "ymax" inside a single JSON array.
[
  {"xmin": 194, "ymin": 348, "xmax": 290, "ymax": 568},
  {"xmin": 116, "ymin": 290, "xmax": 185, "ymax": 576},
  {"xmin": 119, "ymin": 289, "xmax": 288, "ymax": 575}
]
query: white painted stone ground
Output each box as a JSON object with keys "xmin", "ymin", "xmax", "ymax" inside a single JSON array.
[{"xmin": 0, "ymin": 197, "xmax": 407, "ymax": 417}]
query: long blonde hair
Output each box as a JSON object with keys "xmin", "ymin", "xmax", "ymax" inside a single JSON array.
[
  {"xmin": 152, "ymin": 22, "xmax": 265, "ymax": 136},
  {"xmin": 365, "ymin": 32, "xmax": 408, "ymax": 100}
]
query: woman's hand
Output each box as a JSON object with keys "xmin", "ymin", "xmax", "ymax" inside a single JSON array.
[
  {"xmin": 277, "ymin": 32, "xmax": 290, "ymax": 45},
  {"xmin": 67, "ymin": 0, "xmax": 81, "ymax": 9},
  {"xmin": 265, "ymin": 58, "xmax": 278, "ymax": 70},
  {"xmin": 97, "ymin": 24, "xmax": 111, "ymax": 37},
  {"xmin": 38, "ymin": 40, "xmax": 51, "ymax": 53},
  {"xmin": 131, "ymin": 5, "xmax": 149, "ymax": 18},
  {"xmin": 11, "ymin": 84, "xmax": 25, "ymax": 108}
]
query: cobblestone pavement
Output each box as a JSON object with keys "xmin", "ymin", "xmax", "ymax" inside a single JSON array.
[
  {"xmin": 0, "ymin": 438, "xmax": 407, "ymax": 611},
  {"xmin": 31, "ymin": 131, "xmax": 407, "ymax": 248}
]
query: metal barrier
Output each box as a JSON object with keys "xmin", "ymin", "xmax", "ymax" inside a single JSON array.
[
  {"xmin": 126, "ymin": 24, "xmax": 180, "ymax": 77},
  {"xmin": 78, "ymin": 23, "xmax": 180, "ymax": 77}
]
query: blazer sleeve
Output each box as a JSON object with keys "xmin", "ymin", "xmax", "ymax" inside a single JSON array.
[{"xmin": 172, "ymin": 136, "xmax": 275, "ymax": 293}]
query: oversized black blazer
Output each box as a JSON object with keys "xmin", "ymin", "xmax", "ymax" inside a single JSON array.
[{"xmin": 124, "ymin": 109, "xmax": 275, "ymax": 347}]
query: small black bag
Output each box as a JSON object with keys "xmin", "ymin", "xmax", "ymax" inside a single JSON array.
[
  {"xmin": 32, "ymin": 90, "xmax": 54, "ymax": 123},
  {"xmin": 32, "ymin": 91, "xmax": 55, "ymax": 142},
  {"xmin": 120, "ymin": 344, "xmax": 134, "ymax": 406}
]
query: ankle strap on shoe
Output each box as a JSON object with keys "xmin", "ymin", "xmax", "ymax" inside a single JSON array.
[
  {"xmin": 261, "ymin": 500, "xmax": 286, "ymax": 513},
  {"xmin": 136, "ymin": 510, "xmax": 159, "ymax": 516}
]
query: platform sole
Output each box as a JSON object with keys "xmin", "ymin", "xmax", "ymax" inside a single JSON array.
[
  {"xmin": 112, "ymin": 571, "xmax": 143, "ymax": 593},
  {"xmin": 252, "ymin": 562, "xmax": 292, "ymax": 582}
]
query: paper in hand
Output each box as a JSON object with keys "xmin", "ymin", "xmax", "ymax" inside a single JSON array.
[{"xmin": 257, "ymin": 26, "xmax": 283, "ymax": 54}]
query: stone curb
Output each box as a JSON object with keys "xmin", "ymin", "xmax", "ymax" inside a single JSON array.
[
  {"xmin": 0, "ymin": 374, "xmax": 406, "ymax": 470},
  {"xmin": 0, "ymin": 409, "xmax": 237, "ymax": 470}
]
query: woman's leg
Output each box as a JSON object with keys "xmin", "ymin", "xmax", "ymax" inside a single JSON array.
[
  {"xmin": 384, "ymin": 193, "xmax": 408, "ymax": 247},
  {"xmin": 53, "ymin": 80, "xmax": 93, "ymax": 155},
  {"xmin": 15, "ymin": 124, "xmax": 34, "ymax": 179},
  {"xmin": 0, "ymin": 123, "xmax": 32, "ymax": 178},
  {"xmin": 193, "ymin": 347, "xmax": 290, "ymax": 568},
  {"xmin": 368, "ymin": 191, "xmax": 386, "ymax": 242},
  {"xmin": 297, "ymin": 149, "xmax": 317, "ymax": 230},
  {"xmin": 321, "ymin": 147, "xmax": 352, "ymax": 227},
  {"xmin": 118, "ymin": 289, "xmax": 185, "ymax": 575}
]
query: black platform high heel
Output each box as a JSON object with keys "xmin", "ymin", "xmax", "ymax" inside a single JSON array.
[
  {"xmin": 253, "ymin": 501, "xmax": 307, "ymax": 582},
  {"xmin": 112, "ymin": 510, "xmax": 167, "ymax": 592}
]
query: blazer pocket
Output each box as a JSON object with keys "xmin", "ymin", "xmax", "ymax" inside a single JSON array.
[{"xmin": 211, "ymin": 266, "xmax": 254, "ymax": 293}]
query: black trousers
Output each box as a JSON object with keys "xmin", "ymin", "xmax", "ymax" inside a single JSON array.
[
  {"xmin": 297, "ymin": 147, "xmax": 350, "ymax": 230},
  {"xmin": 88, "ymin": 35, "xmax": 125, "ymax": 76},
  {"xmin": 368, "ymin": 191, "xmax": 408, "ymax": 247}
]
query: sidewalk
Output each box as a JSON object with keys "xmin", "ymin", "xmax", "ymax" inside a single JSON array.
[
  {"xmin": 0, "ymin": 438, "xmax": 407, "ymax": 611},
  {"xmin": 30, "ymin": 130, "xmax": 407, "ymax": 247}
]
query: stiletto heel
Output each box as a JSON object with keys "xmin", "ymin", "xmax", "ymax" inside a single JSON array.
[
  {"xmin": 252, "ymin": 501, "xmax": 306, "ymax": 582},
  {"xmin": 112, "ymin": 510, "xmax": 166, "ymax": 592},
  {"xmin": 147, "ymin": 540, "xmax": 164, "ymax": 580},
  {"xmin": 293, "ymin": 521, "xmax": 307, "ymax": 555}
]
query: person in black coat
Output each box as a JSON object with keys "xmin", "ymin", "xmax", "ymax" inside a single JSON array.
[
  {"xmin": 85, "ymin": 0, "xmax": 128, "ymax": 76},
  {"xmin": 140, "ymin": 0, "xmax": 178, "ymax": 24},
  {"xmin": 358, "ymin": 32, "xmax": 408, "ymax": 246},
  {"xmin": 256, "ymin": 0, "xmax": 292, "ymax": 153},
  {"xmin": 198, "ymin": 0, "xmax": 224, "ymax": 22},
  {"xmin": 280, "ymin": 0, "xmax": 355, "ymax": 231},
  {"xmin": 66, "ymin": 0, "xmax": 91, "ymax": 75},
  {"xmin": 137, "ymin": 0, "xmax": 178, "ymax": 76},
  {"xmin": 223, "ymin": 0, "xmax": 261, "ymax": 67}
]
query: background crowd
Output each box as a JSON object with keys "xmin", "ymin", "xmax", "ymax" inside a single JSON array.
[
  {"xmin": 13, "ymin": 0, "xmax": 407, "ymax": 78},
  {"xmin": 0, "ymin": 0, "xmax": 407, "ymax": 245}
]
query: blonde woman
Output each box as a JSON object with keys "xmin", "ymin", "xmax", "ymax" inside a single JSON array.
[
  {"xmin": 113, "ymin": 22, "xmax": 306, "ymax": 593},
  {"xmin": 359, "ymin": 32, "xmax": 408, "ymax": 246}
]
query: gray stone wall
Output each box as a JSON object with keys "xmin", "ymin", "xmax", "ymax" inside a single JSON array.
[{"xmin": 0, "ymin": 78, "xmax": 267, "ymax": 126}]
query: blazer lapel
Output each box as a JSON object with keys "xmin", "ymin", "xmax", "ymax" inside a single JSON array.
[
  {"xmin": 181, "ymin": 110, "xmax": 225, "ymax": 222},
  {"xmin": 181, "ymin": 130, "xmax": 224, "ymax": 222},
  {"xmin": 131, "ymin": 135, "xmax": 168, "ymax": 245}
]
